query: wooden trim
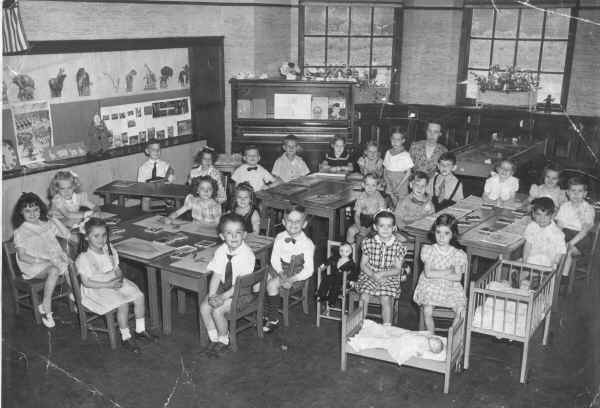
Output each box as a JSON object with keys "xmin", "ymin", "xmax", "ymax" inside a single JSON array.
[
  {"xmin": 561, "ymin": 4, "xmax": 579, "ymax": 109},
  {"xmin": 25, "ymin": 0, "xmax": 298, "ymax": 7},
  {"xmin": 298, "ymin": 5, "xmax": 306, "ymax": 68},
  {"xmin": 456, "ymin": 8, "xmax": 472, "ymax": 105},
  {"xmin": 390, "ymin": 7, "xmax": 403, "ymax": 103}
]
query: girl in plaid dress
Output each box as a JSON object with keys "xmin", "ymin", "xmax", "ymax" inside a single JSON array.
[
  {"xmin": 166, "ymin": 175, "xmax": 221, "ymax": 226},
  {"xmin": 356, "ymin": 210, "xmax": 407, "ymax": 325},
  {"xmin": 413, "ymin": 214, "xmax": 467, "ymax": 333}
]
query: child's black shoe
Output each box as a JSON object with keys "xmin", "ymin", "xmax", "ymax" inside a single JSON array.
[
  {"xmin": 135, "ymin": 330, "xmax": 159, "ymax": 344},
  {"xmin": 122, "ymin": 338, "xmax": 140, "ymax": 353},
  {"xmin": 262, "ymin": 319, "xmax": 280, "ymax": 334}
]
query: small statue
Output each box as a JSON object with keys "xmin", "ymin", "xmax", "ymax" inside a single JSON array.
[
  {"xmin": 160, "ymin": 66, "xmax": 173, "ymax": 89},
  {"xmin": 143, "ymin": 64, "xmax": 157, "ymax": 90},
  {"xmin": 76, "ymin": 68, "xmax": 91, "ymax": 96},
  {"xmin": 103, "ymin": 72, "xmax": 120, "ymax": 93},
  {"xmin": 125, "ymin": 69, "xmax": 137, "ymax": 92},
  {"xmin": 12, "ymin": 74, "xmax": 35, "ymax": 101},
  {"xmin": 86, "ymin": 113, "xmax": 113, "ymax": 154},
  {"xmin": 544, "ymin": 94, "xmax": 554, "ymax": 114},
  {"xmin": 280, "ymin": 62, "xmax": 300, "ymax": 80},
  {"xmin": 178, "ymin": 64, "xmax": 189, "ymax": 87},
  {"xmin": 48, "ymin": 68, "xmax": 66, "ymax": 98}
]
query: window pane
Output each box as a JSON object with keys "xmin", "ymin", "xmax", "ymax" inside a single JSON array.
[
  {"xmin": 373, "ymin": 67, "xmax": 391, "ymax": 87},
  {"xmin": 516, "ymin": 41, "xmax": 540, "ymax": 70},
  {"xmin": 305, "ymin": 6, "xmax": 326, "ymax": 35},
  {"xmin": 471, "ymin": 8, "xmax": 494, "ymax": 37},
  {"xmin": 545, "ymin": 9, "xmax": 570, "ymax": 39},
  {"xmin": 328, "ymin": 7, "xmax": 349, "ymax": 35},
  {"xmin": 519, "ymin": 9, "xmax": 543, "ymax": 39},
  {"xmin": 373, "ymin": 7, "xmax": 394, "ymax": 36},
  {"xmin": 492, "ymin": 40, "xmax": 516, "ymax": 67},
  {"xmin": 466, "ymin": 69, "xmax": 485, "ymax": 99},
  {"xmin": 304, "ymin": 37, "xmax": 325, "ymax": 66},
  {"xmin": 349, "ymin": 38, "xmax": 371, "ymax": 66},
  {"xmin": 469, "ymin": 39, "xmax": 492, "ymax": 69},
  {"xmin": 541, "ymin": 41, "xmax": 567, "ymax": 72},
  {"xmin": 494, "ymin": 9, "xmax": 519, "ymax": 38},
  {"xmin": 351, "ymin": 7, "xmax": 371, "ymax": 35},
  {"xmin": 537, "ymin": 73, "xmax": 563, "ymax": 102},
  {"xmin": 372, "ymin": 38, "xmax": 393, "ymax": 66},
  {"xmin": 327, "ymin": 37, "xmax": 348, "ymax": 66}
]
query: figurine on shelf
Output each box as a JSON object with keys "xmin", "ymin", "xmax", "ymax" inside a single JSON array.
[
  {"xmin": 12, "ymin": 73, "xmax": 35, "ymax": 101},
  {"xmin": 76, "ymin": 68, "xmax": 91, "ymax": 96},
  {"xmin": 280, "ymin": 62, "xmax": 301, "ymax": 80},
  {"xmin": 125, "ymin": 69, "xmax": 137, "ymax": 92},
  {"xmin": 86, "ymin": 113, "xmax": 113, "ymax": 155},
  {"xmin": 48, "ymin": 68, "xmax": 66, "ymax": 98},
  {"xmin": 544, "ymin": 94, "xmax": 554, "ymax": 113},
  {"xmin": 178, "ymin": 64, "xmax": 189, "ymax": 87},
  {"xmin": 143, "ymin": 64, "xmax": 157, "ymax": 90},
  {"xmin": 160, "ymin": 66, "xmax": 173, "ymax": 89}
]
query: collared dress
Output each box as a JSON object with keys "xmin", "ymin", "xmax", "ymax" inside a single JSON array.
[
  {"xmin": 172, "ymin": 194, "xmax": 221, "ymax": 224},
  {"xmin": 409, "ymin": 140, "xmax": 448, "ymax": 177},
  {"xmin": 272, "ymin": 154, "xmax": 310, "ymax": 182},
  {"xmin": 189, "ymin": 165, "xmax": 227, "ymax": 204},
  {"xmin": 356, "ymin": 235, "xmax": 407, "ymax": 298}
]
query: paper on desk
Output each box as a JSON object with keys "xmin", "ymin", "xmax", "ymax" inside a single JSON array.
[
  {"xmin": 500, "ymin": 217, "xmax": 531, "ymax": 235},
  {"xmin": 94, "ymin": 211, "xmax": 118, "ymax": 220},
  {"xmin": 170, "ymin": 246, "xmax": 218, "ymax": 271},
  {"xmin": 474, "ymin": 230, "xmax": 523, "ymax": 247},
  {"xmin": 454, "ymin": 195, "xmax": 484, "ymax": 210},
  {"xmin": 177, "ymin": 222, "xmax": 218, "ymax": 236},
  {"xmin": 114, "ymin": 237, "xmax": 175, "ymax": 259},
  {"xmin": 133, "ymin": 215, "xmax": 189, "ymax": 233},
  {"xmin": 112, "ymin": 181, "xmax": 137, "ymax": 188}
]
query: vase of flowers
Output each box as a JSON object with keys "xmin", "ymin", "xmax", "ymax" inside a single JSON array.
[
  {"xmin": 280, "ymin": 62, "xmax": 301, "ymax": 80},
  {"xmin": 472, "ymin": 65, "xmax": 539, "ymax": 110}
]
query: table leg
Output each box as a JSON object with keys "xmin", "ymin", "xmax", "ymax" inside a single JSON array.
[
  {"xmin": 328, "ymin": 211, "xmax": 337, "ymax": 241},
  {"xmin": 338, "ymin": 209, "xmax": 345, "ymax": 239},
  {"xmin": 103, "ymin": 193, "xmax": 112, "ymax": 206},
  {"xmin": 161, "ymin": 270, "xmax": 172, "ymax": 335},
  {"xmin": 197, "ymin": 277, "xmax": 208, "ymax": 346},
  {"xmin": 145, "ymin": 266, "xmax": 160, "ymax": 330},
  {"xmin": 117, "ymin": 195, "xmax": 125, "ymax": 207},
  {"xmin": 177, "ymin": 289, "xmax": 186, "ymax": 314}
]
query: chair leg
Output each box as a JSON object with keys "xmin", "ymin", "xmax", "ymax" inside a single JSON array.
[
  {"xmin": 341, "ymin": 350, "xmax": 347, "ymax": 371},
  {"xmin": 542, "ymin": 311, "xmax": 551, "ymax": 346},
  {"xmin": 443, "ymin": 372, "xmax": 450, "ymax": 394},
  {"xmin": 464, "ymin": 329, "xmax": 472, "ymax": 370},
  {"xmin": 282, "ymin": 290, "xmax": 290, "ymax": 327},
  {"xmin": 520, "ymin": 339, "xmax": 530, "ymax": 383},
  {"xmin": 30, "ymin": 288, "xmax": 42, "ymax": 324},
  {"xmin": 12, "ymin": 288, "xmax": 21, "ymax": 315},
  {"xmin": 107, "ymin": 312, "xmax": 118, "ymax": 349},
  {"xmin": 177, "ymin": 289, "xmax": 186, "ymax": 315},
  {"xmin": 418, "ymin": 307, "xmax": 426, "ymax": 331},
  {"xmin": 316, "ymin": 302, "xmax": 321, "ymax": 328},
  {"xmin": 79, "ymin": 310, "xmax": 88, "ymax": 340},
  {"xmin": 302, "ymin": 282, "xmax": 309, "ymax": 315},
  {"xmin": 229, "ymin": 317, "xmax": 238, "ymax": 352},
  {"xmin": 567, "ymin": 260, "xmax": 576, "ymax": 295}
]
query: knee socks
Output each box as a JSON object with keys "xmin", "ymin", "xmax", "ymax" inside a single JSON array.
[{"xmin": 265, "ymin": 295, "xmax": 280, "ymax": 322}]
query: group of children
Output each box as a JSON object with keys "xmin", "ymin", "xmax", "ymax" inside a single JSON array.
[{"xmin": 10, "ymin": 128, "xmax": 596, "ymax": 354}]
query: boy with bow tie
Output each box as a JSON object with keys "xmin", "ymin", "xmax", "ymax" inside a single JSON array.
[
  {"xmin": 263, "ymin": 205, "xmax": 315, "ymax": 333},
  {"xmin": 231, "ymin": 145, "xmax": 280, "ymax": 192}
]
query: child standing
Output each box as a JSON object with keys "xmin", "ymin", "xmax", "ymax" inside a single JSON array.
[
  {"xmin": 394, "ymin": 171, "xmax": 435, "ymax": 228},
  {"xmin": 76, "ymin": 218, "xmax": 155, "ymax": 352},
  {"xmin": 413, "ymin": 214, "xmax": 467, "ymax": 333},
  {"xmin": 319, "ymin": 136, "xmax": 354, "ymax": 174},
  {"xmin": 383, "ymin": 130, "xmax": 414, "ymax": 206},
  {"xmin": 228, "ymin": 182, "xmax": 261, "ymax": 234},
  {"xmin": 231, "ymin": 145, "xmax": 278, "ymax": 192},
  {"xmin": 346, "ymin": 173, "xmax": 386, "ymax": 244},
  {"xmin": 166, "ymin": 175, "xmax": 221, "ymax": 226},
  {"xmin": 263, "ymin": 205, "xmax": 315, "ymax": 333},
  {"xmin": 357, "ymin": 140, "xmax": 384, "ymax": 178},
  {"xmin": 356, "ymin": 210, "xmax": 407, "ymax": 326},
  {"xmin": 12, "ymin": 193, "xmax": 71, "ymax": 328},
  {"xmin": 271, "ymin": 134, "xmax": 310, "ymax": 182},
  {"xmin": 483, "ymin": 160, "xmax": 519, "ymax": 205},
  {"xmin": 199, "ymin": 213, "xmax": 256, "ymax": 355},
  {"xmin": 137, "ymin": 139, "xmax": 175, "ymax": 211},
  {"xmin": 528, "ymin": 164, "xmax": 566, "ymax": 208},
  {"xmin": 523, "ymin": 197, "xmax": 566, "ymax": 268},
  {"xmin": 555, "ymin": 176, "xmax": 596, "ymax": 277},
  {"xmin": 316, "ymin": 242, "xmax": 357, "ymax": 307},
  {"xmin": 49, "ymin": 170, "xmax": 100, "ymax": 229},
  {"xmin": 409, "ymin": 122, "xmax": 448, "ymax": 177},
  {"xmin": 189, "ymin": 147, "xmax": 227, "ymax": 204},
  {"xmin": 428, "ymin": 152, "xmax": 464, "ymax": 212}
]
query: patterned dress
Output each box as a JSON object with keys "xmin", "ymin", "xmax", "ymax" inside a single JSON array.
[
  {"xmin": 189, "ymin": 165, "xmax": 227, "ymax": 204},
  {"xmin": 173, "ymin": 195, "xmax": 221, "ymax": 224},
  {"xmin": 413, "ymin": 244, "xmax": 467, "ymax": 309},
  {"xmin": 356, "ymin": 235, "xmax": 407, "ymax": 298},
  {"xmin": 409, "ymin": 141, "xmax": 448, "ymax": 177},
  {"xmin": 357, "ymin": 156, "xmax": 384, "ymax": 178}
]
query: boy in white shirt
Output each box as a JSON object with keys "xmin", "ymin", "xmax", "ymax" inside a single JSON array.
[
  {"xmin": 271, "ymin": 135, "xmax": 310, "ymax": 182},
  {"xmin": 232, "ymin": 145, "xmax": 279, "ymax": 192},
  {"xmin": 483, "ymin": 159, "xmax": 519, "ymax": 206},
  {"xmin": 199, "ymin": 213, "xmax": 256, "ymax": 355},
  {"xmin": 523, "ymin": 197, "xmax": 566, "ymax": 269},
  {"xmin": 263, "ymin": 205, "xmax": 315, "ymax": 333},
  {"xmin": 137, "ymin": 139, "xmax": 175, "ymax": 211}
]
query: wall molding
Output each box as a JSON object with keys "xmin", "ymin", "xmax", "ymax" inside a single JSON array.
[{"xmin": 24, "ymin": 0, "xmax": 299, "ymax": 7}]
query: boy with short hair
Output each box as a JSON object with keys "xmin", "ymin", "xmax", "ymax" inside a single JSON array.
[
  {"xmin": 271, "ymin": 134, "xmax": 310, "ymax": 182},
  {"xmin": 137, "ymin": 139, "xmax": 175, "ymax": 211},
  {"xmin": 523, "ymin": 197, "xmax": 566, "ymax": 268},
  {"xmin": 428, "ymin": 152, "xmax": 464, "ymax": 211},
  {"xmin": 555, "ymin": 177, "xmax": 596, "ymax": 277},
  {"xmin": 394, "ymin": 171, "xmax": 435, "ymax": 228},
  {"xmin": 199, "ymin": 213, "xmax": 256, "ymax": 355},
  {"xmin": 263, "ymin": 205, "xmax": 315, "ymax": 333},
  {"xmin": 232, "ymin": 145, "xmax": 278, "ymax": 192}
]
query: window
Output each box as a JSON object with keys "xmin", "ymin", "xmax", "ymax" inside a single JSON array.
[
  {"xmin": 466, "ymin": 7, "xmax": 572, "ymax": 104},
  {"xmin": 301, "ymin": 5, "xmax": 395, "ymax": 87}
]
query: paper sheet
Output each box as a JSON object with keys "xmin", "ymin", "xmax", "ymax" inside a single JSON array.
[
  {"xmin": 114, "ymin": 237, "xmax": 175, "ymax": 259},
  {"xmin": 133, "ymin": 215, "xmax": 190, "ymax": 233},
  {"xmin": 170, "ymin": 245, "xmax": 218, "ymax": 271}
]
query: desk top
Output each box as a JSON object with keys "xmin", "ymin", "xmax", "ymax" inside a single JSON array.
[{"xmin": 95, "ymin": 180, "xmax": 189, "ymax": 200}]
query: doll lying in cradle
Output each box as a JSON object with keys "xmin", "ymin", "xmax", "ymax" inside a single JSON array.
[{"xmin": 348, "ymin": 319, "xmax": 446, "ymax": 365}]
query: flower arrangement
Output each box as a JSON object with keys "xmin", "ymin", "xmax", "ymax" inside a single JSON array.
[
  {"xmin": 472, "ymin": 65, "xmax": 539, "ymax": 93},
  {"xmin": 280, "ymin": 62, "xmax": 301, "ymax": 80}
]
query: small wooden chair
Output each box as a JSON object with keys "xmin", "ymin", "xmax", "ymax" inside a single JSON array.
[
  {"xmin": 225, "ymin": 266, "xmax": 268, "ymax": 351},
  {"xmin": 2, "ymin": 240, "xmax": 73, "ymax": 325},
  {"xmin": 567, "ymin": 221, "xmax": 600, "ymax": 295},
  {"xmin": 279, "ymin": 279, "xmax": 310, "ymax": 327},
  {"xmin": 68, "ymin": 263, "xmax": 119, "ymax": 349}
]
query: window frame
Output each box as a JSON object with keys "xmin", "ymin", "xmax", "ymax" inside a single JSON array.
[{"xmin": 457, "ymin": 6, "xmax": 578, "ymax": 110}]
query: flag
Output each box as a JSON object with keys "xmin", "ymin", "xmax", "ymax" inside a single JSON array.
[{"xmin": 3, "ymin": 0, "xmax": 29, "ymax": 54}]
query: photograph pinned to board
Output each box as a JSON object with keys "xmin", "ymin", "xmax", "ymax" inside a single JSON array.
[
  {"xmin": 328, "ymin": 97, "xmax": 346, "ymax": 120},
  {"xmin": 11, "ymin": 101, "xmax": 54, "ymax": 166},
  {"xmin": 273, "ymin": 93, "xmax": 312, "ymax": 119},
  {"xmin": 177, "ymin": 119, "xmax": 192, "ymax": 136}
]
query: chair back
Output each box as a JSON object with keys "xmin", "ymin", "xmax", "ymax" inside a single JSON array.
[
  {"xmin": 231, "ymin": 265, "xmax": 268, "ymax": 302},
  {"xmin": 67, "ymin": 262, "xmax": 85, "ymax": 308},
  {"xmin": 2, "ymin": 240, "xmax": 21, "ymax": 281}
]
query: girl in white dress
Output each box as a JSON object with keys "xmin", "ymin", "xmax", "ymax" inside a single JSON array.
[
  {"xmin": 49, "ymin": 170, "xmax": 99, "ymax": 229},
  {"xmin": 12, "ymin": 193, "xmax": 71, "ymax": 328},
  {"xmin": 76, "ymin": 218, "xmax": 155, "ymax": 352}
]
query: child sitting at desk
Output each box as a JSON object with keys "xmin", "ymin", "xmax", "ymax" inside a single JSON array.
[
  {"xmin": 319, "ymin": 136, "xmax": 354, "ymax": 174},
  {"xmin": 227, "ymin": 182, "xmax": 260, "ymax": 234},
  {"xmin": 357, "ymin": 140, "xmax": 384, "ymax": 178},
  {"xmin": 189, "ymin": 147, "xmax": 227, "ymax": 204},
  {"xmin": 137, "ymin": 139, "xmax": 175, "ymax": 211},
  {"xmin": 271, "ymin": 134, "xmax": 310, "ymax": 183},
  {"xmin": 165, "ymin": 175, "xmax": 221, "ymax": 226},
  {"xmin": 199, "ymin": 213, "xmax": 256, "ymax": 355},
  {"xmin": 483, "ymin": 159, "xmax": 519, "ymax": 206},
  {"xmin": 428, "ymin": 152, "xmax": 464, "ymax": 212},
  {"xmin": 383, "ymin": 129, "xmax": 414, "ymax": 206},
  {"xmin": 232, "ymin": 145, "xmax": 278, "ymax": 192},
  {"xmin": 528, "ymin": 164, "xmax": 566, "ymax": 208},
  {"xmin": 49, "ymin": 170, "xmax": 100, "ymax": 230},
  {"xmin": 394, "ymin": 171, "xmax": 435, "ymax": 228},
  {"xmin": 346, "ymin": 173, "xmax": 386, "ymax": 244},
  {"xmin": 523, "ymin": 197, "xmax": 566, "ymax": 269},
  {"xmin": 555, "ymin": 176, "xmax": 596, "ymax": 278}
]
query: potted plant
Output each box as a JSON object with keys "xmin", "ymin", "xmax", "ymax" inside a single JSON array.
[{"xmin": 472, "ymin": 65, "xmax": 539, "ymax": 110}]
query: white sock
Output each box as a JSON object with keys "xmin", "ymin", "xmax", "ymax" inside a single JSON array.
[
  {"xmin": 383, "ymin": 322, "xmax": 392, "ymax": 327},
  {"xmin": 207, "ymin": 329, "xmax": 218, "ymax": 342},
  {"xmin": 218, "ymin": 335, "xmax": 229, "ymax": 345},
  {"xmin": 135, "ymin": 318, "xmax": 146, "ymax": 333},
  {"xmin": 120, "ymin": 328, "xmax": 132, "ymax": 341}
]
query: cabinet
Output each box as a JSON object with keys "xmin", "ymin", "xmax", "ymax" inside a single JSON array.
[{"xmin": 230, "ymin": 79, "xmax": 355, "ymax": 171}]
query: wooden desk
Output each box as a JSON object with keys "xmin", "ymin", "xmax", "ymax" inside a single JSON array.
[
  {"xmin": 94, "ymin": 180, "xmax": 189, "ymax": 207},
  {"xmin": 256, "ymin": 174, "xmax": 361, "ymax": 241}
]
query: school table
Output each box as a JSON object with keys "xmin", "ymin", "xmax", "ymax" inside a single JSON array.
[
  {"xmin": 256, "ymin": 174, "xmax": 361, "ymax": 241},
  {"xmin": 94, "ymin": 180, "xmax": 189, "ymax": 207}
]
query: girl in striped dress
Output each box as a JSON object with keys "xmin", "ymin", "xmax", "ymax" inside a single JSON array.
[
  {"xmin": 356, "ymin": 210, "xmax": 407, "ymax": 326},
  {"xmin": 413, "ymin": 214, "xmax": 467, "ymax": 333}
]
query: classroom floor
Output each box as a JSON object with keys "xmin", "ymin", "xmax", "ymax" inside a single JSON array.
[{"xmin": 2, "ymin": 259, "xmax": 598, "ymax": 408}]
